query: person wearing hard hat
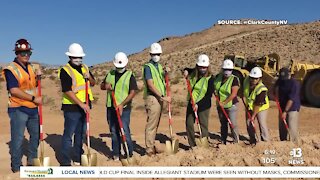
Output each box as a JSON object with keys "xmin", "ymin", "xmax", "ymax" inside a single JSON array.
[
  {"xmin": 2, "ymin": 39, "xmax": 42, "ymax": 173},
  {"xmin": 100, "ymin": 52, "xmax": 138, "ymax": 161},
  {"xmin": 59, "ymin": 43, "xmax": 95, "ymax": 166},
  {"xmin": 274, "ymin": 67, "xmax": 301, "ymax": 142},
  {"xmin": 142, "ymin": 43, "xmax": 171, "ymax": 156},
  {"xmin": 183, "ymin": 54, "xmax": 215, "ymax": 148},
  {"xmin": 214, "ymin": 59, "xmax": 240, "ymax": 144},
  {"xmin": 243, "ymin": 67, "xmax": 270, "ymax": 144}
]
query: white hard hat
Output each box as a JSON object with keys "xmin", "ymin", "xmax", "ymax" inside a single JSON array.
[
  {"xmin": 113, "ymin": 52, "xmax": 128, "ymax": 68},
  {"xmin": 149, "ymin": 43, "xmax": 162, "ymax": 54},
  {"xmin": 65, "ymin": 43, "xmax": 85, "ymax": 57},
  {"xmin": 196, "ymin": 54, "xmax": 210, "ymax": 67},
  {"xmin": 222, "ymin": 59, "xmax": 234, "ymax": 69},
  {"xmin": 249, "ymin": 67, "xmax": 262, "ymax": 78}
]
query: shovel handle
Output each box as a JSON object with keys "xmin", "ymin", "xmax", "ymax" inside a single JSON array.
[
  {"xmin": 111, "ymin": 90, "xmax": 127, "ymax": 142},
  {"xmin": 275, "ymin": 98, "xmax": 289, "ymax": 130},
  {"xmin": 214, "ymin": 95, "xmax": 235, "ymax": 129},
  {"xmin": 185, "ymin": 78, "xmax": 202, "ymax": 136},
  {"xmin": 165, "ymin": 72, "xmax": 174, "ymax": 129},
  {"xmin": 185, "ymin": 78, "xmax": 200, "ymax": 123},
  {"xmin": 84, "ymin": 78, "xmax": 91, "ymax": 150},
  {"xmin": 241, "ymin": 98, "xmax": 257, "ymax": 133},
  {"xmin": 37, "ymin": 75, "xmax": 44, "ymax": 141}
]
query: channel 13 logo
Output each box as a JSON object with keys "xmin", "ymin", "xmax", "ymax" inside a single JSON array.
[{"xmin": 289, "ymin": 148, "xmax": 304, "ymax": 165}]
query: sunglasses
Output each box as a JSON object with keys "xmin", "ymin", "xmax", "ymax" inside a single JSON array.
[
  {"xmin": 19, "ymin": 51, "xmax": 32, "ymax": 57},
  {"xmin": 151, "ymin": 53, "xmax": 161, "ymax": 56},
  {"xmin": 250, "ymin": 77, "xmax": 259, "ymax": 80}
]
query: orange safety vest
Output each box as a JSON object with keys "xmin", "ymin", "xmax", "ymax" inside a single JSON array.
[{"xmin": 2, "ymin": 62, "xmax": 37, "ymax": 108}]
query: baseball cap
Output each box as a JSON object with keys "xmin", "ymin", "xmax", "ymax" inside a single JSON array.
[{"xmin": 279, "ymin": 67, "xmax": 290, "ymax": 80}]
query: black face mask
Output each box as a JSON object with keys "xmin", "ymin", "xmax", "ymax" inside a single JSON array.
[{"xmin": 198, "ymin": 69, "xmax": 207, "ymax": 75}]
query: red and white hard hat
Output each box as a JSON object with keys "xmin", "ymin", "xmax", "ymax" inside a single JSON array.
[{"xmin": 14, "ymin": 39, "xmax": 32, "ymax": 52}]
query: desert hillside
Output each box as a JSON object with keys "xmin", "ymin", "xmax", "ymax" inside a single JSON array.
[{"xmin": 91, "ymin": 21, "xmax": 320, "ymax": 82}]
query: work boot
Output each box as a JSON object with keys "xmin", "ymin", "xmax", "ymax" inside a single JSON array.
[
  {"xmin": 146, "ymin": 148, "xmax": 156, "ymax": 157},
  {"xmin": 113, "ymin": 156, "xmax": 120, "ymax": 161}
]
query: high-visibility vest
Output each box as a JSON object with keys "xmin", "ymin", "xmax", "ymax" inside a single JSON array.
[
  {"xmin": 243, "ymin": 77, "xmax": 269, "ymax": 111},
  {"xmin": 105, "ymin": 70, "xmax": 132, "ymax": 107},
  {"xmin": 214, "ymin": 73, "xmax": 238, "ymax": 108},
  {"xmin": 59, "ymin": 63, "xmax": 94, "ymax": 104},
  {"xmin": 142, "ymin": 62, "xmax": 166, "ymax": 98},
  {"xmin": 2, "ymin": 62, "xmax": 37, "ymax": 108},
  {"xmin": 188, "ymin": 72, "xmax": 211, "ymax": 103}
]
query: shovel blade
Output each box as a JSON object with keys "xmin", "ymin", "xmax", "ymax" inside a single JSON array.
[
  {"xmin": 81, "ymin": 153, "xmax": 98, "ymax": 166},
  {"xmin": 195, "ymin": 137, "xmax": 209, "ymax": 148},
  {"xmin": 121, "ymin": 156, "xmax": 136, "ymax": 166},
  {"xmin": 172, "ymin": 139, "xmax": 179, "ymax": 153},
  {"xmin": 33, "ymin": 158, "xmax": 41, "ymax": 166},
  {"xmin": 33, "ymin": 157, "xmax": 51, "ymax": 167},
  {"xmin": 165, "ymin": 140, "xmax": 173, "ymax": 154},
  {"xmin": 165, "ymin": 139, "xmax": 179, "ymax": 154}
]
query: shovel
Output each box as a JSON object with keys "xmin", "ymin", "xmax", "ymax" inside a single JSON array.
[
  {"xmin": 81, "ymin": 79, "xmax": 98, "ymax": 166},
  {"xmin": 111, "ymin": 91, "xmax": 136, "ymax": 166},
  {"xmin": 185, "ymin": 78, "xmax": 209, "ymax": 148},
  {"xmin": 241, "ymin": 97, "xmax": 259, "ymax": 142},
  {"xmin": 164, "ymin": 72, "xmax": 179, "ymax": 154},
  {"xmin": 214, "ymin": 95, "xmax": 239, "ymax": 143},
  {"xmin": 275, "ymin": 98, "xmax": 295, "ymax": 143},
  {"xmin": 33, "ymin": 75, "xmax": 50, "ymax": 166}
]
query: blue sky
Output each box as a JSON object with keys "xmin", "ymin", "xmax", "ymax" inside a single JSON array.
[{"xmin": 0, "ymin": 0, "xmax": 319, "ymax": 66}]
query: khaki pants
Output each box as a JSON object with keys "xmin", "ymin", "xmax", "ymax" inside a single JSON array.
[
  {"xmin": 186, "ymin": 107, "xmax": 209, "ymax": 147},
  {"xmin": 144, "ymin": 95, "xmax": 163, "ymax": 152},
  {"xmin": 246, "ymin": 109, "xmax": 270, "ymax": 143},
  {"xmin": 279, "ymin": 111, "xmax": 299, "ymax": 142}
]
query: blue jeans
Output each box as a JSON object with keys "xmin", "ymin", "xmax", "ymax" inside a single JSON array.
[
  {"xmin": 8, "ymin": 109, "xmax": 39, "ymax": 171},
  {"xmin": 107, "ymin": 108, "xmax": 133, "ymax": 157},
  {"xmin": 61, "ymin": 111, "xmax": 85, "ymax": 166}
]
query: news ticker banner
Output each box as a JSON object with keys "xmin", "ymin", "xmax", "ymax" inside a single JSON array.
[{"xmin": 20, "ymin": 166, "xmax": 320, "ymax": 178}]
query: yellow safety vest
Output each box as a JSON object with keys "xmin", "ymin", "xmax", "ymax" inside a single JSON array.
[
  {"xmin": 105, "ymin": 70, "xmax": 132, "ymax": 107},
  {"xmin": 243, "ymin": 77, "xmax": 269, "ymax": 111},
  {"xmin": 188, "ymin": 72, "xmax": 211, "ymax": 103},
  {"xmin": 142, "ymin": 62, "xmax": 166, "ymax": 98},
  {"xmin": 214, "ymin": 73, "xmax": 238, "ymax": 108},
  {"xmin": 59, "ymin": 63, "xmax": 94, "ymax": 104}
]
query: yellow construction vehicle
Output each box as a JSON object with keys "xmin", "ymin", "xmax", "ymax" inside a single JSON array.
[{"xmin": 224, "ymin": 53, "xmax": 320, "ymax": 107}]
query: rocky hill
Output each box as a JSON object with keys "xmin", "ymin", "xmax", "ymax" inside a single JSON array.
[{"xmin": 91, "ymin": 21, "xmax": 320, "ymax": 82}]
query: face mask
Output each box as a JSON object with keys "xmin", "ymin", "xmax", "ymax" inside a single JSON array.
[
  {"xmin": 151, "ymin": 55, "xmax": 160, "ymax": 62},
  {"xmin": 198, "ymin": 69, "xmax": 207, "ymax": 75},
  {"xmin": 72, "ymin": 58, "xmax": 83, "ymax": 66},
  {"xmin": 116, "ymin": 68, "xmax": 126, "ymax": 73},
  {"xmin": 223, "ymin": 70, "xmax": 232, "ymax": 77}
]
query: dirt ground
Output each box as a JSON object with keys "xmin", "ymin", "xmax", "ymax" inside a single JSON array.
[{"xmin": 0, "ymin": 78, "xmax": 319, "ymax": 180}]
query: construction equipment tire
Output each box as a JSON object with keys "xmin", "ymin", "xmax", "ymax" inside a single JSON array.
[{"xmin": 304, "ymin": 71, "xmax": 320, "ymax": 107}]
